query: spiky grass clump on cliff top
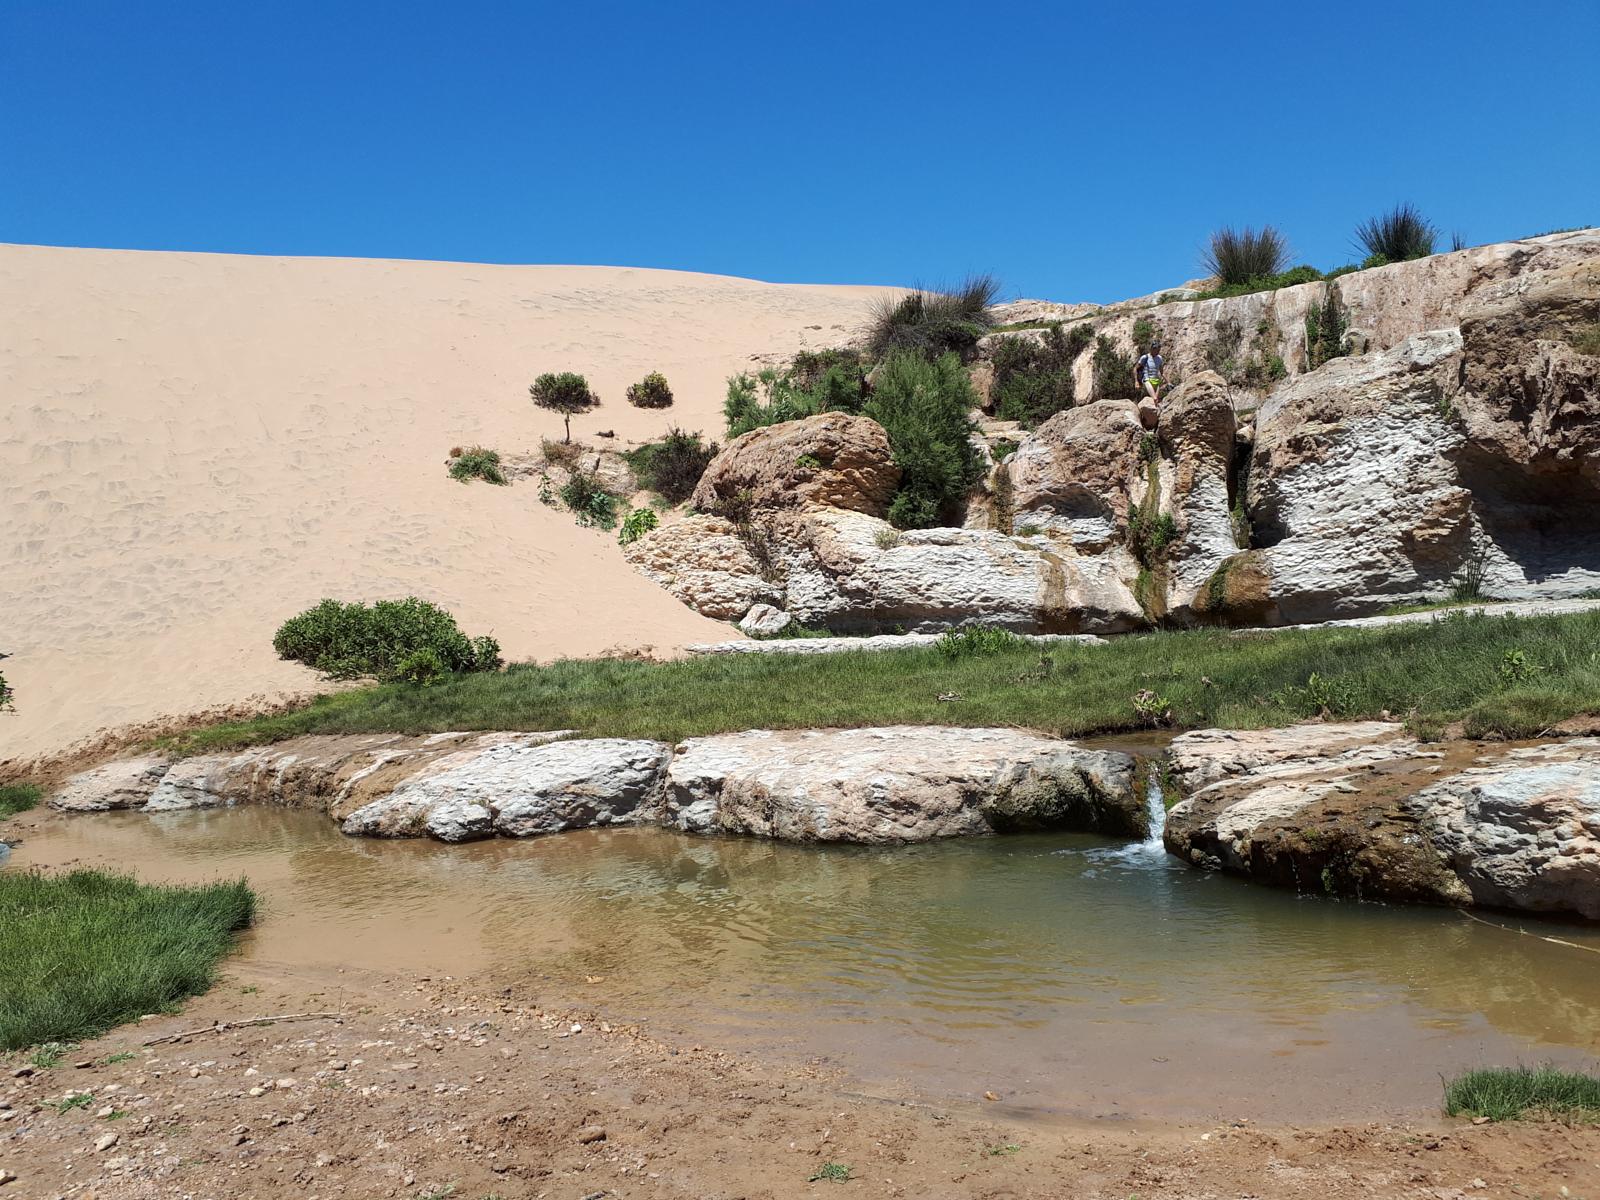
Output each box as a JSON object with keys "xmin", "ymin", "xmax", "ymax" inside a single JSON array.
[
  {"xmin": 866, "ymin": 275, "xmax": 1000, "ymax": 363},
  {"xmin": 1202, "ymin": 226, "xmax": 1289, "ymax": 287},
  {"xmin": 1355, "ymin": 203, "xmax": 1437, "ymax": 265}
]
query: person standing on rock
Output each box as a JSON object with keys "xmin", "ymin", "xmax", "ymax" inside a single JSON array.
[{"xmin": 1134, "ymin": 339, "xmax": 1166, "ymax": 429}]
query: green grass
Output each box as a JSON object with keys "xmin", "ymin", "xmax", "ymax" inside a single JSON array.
[
  {"xmin": 0, "ymin": 870, "xmax": 255, "ymax": 1051},
  {"xmin": 0, "ymin": 783, "xmax": 42, "ymax": 819},
  {"xmin": 157, "ymin": 610, "xmax": 1600, "ymax": 755},
  {"xmin": 1444, "ymin": 1065, "xmax": 1600, "ymax": 1122},
  {"xmin": 808, "ymin": 1162, "xmax": 851, "ymax": 1183}
]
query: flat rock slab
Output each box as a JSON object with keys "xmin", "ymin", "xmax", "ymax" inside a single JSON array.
[
  {"xmin": 1165, "ymin": 722, "xmax": 1600, "ymax": 917},
  {"xmin": 341, "ymin": 737, "xmax": 671, "ymax": 842},
  {"xmin": 663, "ymin": 725, "xmax": 1140, "ymax": 843},
  {"xmin": 686, "ymin": 632, "xmax": 1106, "ymax": 656}
]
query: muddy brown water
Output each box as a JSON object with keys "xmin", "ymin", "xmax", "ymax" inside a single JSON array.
[{"xmin": 7, "ymin": 805, "xmax": 1600, "ymax": 1124}]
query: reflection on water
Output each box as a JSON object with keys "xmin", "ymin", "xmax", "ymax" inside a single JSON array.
[{"xmin": 10, "ymin": 807, "xmax": 1600, "ymax": 1121}]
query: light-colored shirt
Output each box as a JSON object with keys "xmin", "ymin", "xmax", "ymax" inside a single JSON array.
[{"xmin": 1137, "ymin": 352, "xmax": 1164, "ymax": 382}]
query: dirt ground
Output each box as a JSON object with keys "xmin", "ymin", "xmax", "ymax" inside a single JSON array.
[{"xmin": 3, "ymin": 958, "xmax": 1597, "ymax": 1200}]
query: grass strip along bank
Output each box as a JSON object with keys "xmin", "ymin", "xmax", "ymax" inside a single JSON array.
[
  {"xmin": 1445, "ymin": 1066, "xmax": 1600, "ymax": 1123},
  {"xmin": 0, "ymin": 870, "xmax": 255, "ymax": 1051},
  {"xmin": 164, "ymin": 609, "xmax": 1600, "ymax": 755}
]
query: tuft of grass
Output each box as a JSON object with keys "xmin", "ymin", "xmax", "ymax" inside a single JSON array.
[
  {"xmin": 1, "ymin": 782, "xmax": 42, "ymax": 819},
  {"xmin": 158, "ymin": 611, "xmax": 1600, "ymax": 756},
  {"xmin": 1444, "ymin": 1065, "xmax": 1600, "ymax": 1122},
  {"xmin": 1202, "ymin": 226, "xmax": 1289, "ymax": 287},
  {"xmin": 0, "ymin": 870, "xmax": 255, "ymax": 1052},
  {"xmin": 808, "ymin": 1161, "xmax": 852, "ymax": 1183},
  {"xmin": 447, "ymin": 446, "xmax": 507, "ymax": 486},
  {"xmin": 1569, "ymin": 323, "xmax": 1600, "ymax": 357},
  {"xmin": 29, "ymin": 1041, "xmax": 74, "ymax": 1069},
  {"xmin": 867, "ymin": 276, "xmax": 1000, "ymax": 363},
  {"xmin": 1355, "ymin": 203, "xmax": 1436, "ymax": 264}
]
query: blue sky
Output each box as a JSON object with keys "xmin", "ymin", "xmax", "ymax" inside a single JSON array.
[{"xmin": 3, "ymin": 0, "xmax": 1595, "ymax": 301}]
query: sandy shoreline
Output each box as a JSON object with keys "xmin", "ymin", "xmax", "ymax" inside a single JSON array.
[{"xmin": 1, "ymin": 243, "xmax": 882, "ymax": 771}]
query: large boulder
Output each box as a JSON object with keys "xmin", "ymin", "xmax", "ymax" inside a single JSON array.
[
  {"xmin": 1008, "ymin": 400, "xmax": 1145, "ymax": 551},
  {"xmin": 1155, "ymin": 372, "xmax": 1241, "ymax": 620},
  {"xmin": 1163, "ymin": 723, "xmax": 1600, "ymax": 918},
  {"xmin": 1404, "ymin": 739, "xmax": 1600, "ymax": 918},
  {"xmin": 1240, "ymin": 330, "xmax": 1474, "ymax": 621},
  {"xmin": 340, "ymin": 737, "xmax": 671, "ymax": 842},
  {"xmin": 690, "ymin": 412, "xmax": 901, "ymax": 517},
  {"xmin": 621, "ymin": 514, "xmax": 782, "ymax": 621},
  {"xmin": 662, "ymin": 725, "xmax": 1142, "ymax": 843},
  {"xmin": 771, "ymin": 508, "xmax": 1143, "ymax": 633}
]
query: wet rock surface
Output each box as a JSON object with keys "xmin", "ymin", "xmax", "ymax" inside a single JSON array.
[
  {"xmin": 662, "ymin": 726, "xmax": 1142, "ymax": 843},
  {"xmin": 1164, "ymin": 723, "xmax": 1600, "ymax": 917}
]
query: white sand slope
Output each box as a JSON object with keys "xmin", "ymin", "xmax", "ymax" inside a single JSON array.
[{"xmin": 0, "ymin": 244, "xmax": 882, "ymax": 767}]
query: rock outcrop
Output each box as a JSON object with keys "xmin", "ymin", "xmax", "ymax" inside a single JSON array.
[
  {"xmin": 622, "ymin": 231, "xmax": 1598, "ymax": 634},
  {"xmin": 341, "ymin": 737, "xmax": 671, "ymax": 842},
  {"xmin": 47, "ymin": 726, "xmax": 1140, "ymax": 847},
  {"xmin": 690, "ymin": 412, "xmax": 900, "ymax": 517},
  {"xmin": 1163, "ymin": 723, "xmax": 1600, "ymax": 918},
  {"xmin": 663, "ymin": 726, "xmax": 1142, "ymax": 843}
]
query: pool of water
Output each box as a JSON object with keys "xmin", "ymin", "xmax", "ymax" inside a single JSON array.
[{"xmin": 8, "ymin": 806, "xmax": 1600, "ymax": 1122}]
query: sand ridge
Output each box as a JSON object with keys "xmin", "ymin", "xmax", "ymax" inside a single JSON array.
[{"xmin": 0, "ymin": 244, "xmax": 883, "ymax": 769}]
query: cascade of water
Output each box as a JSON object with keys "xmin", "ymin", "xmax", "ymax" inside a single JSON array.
[{"xmin": 1142, "ymin": 775, "xmax": 1168, "ymax": 849}]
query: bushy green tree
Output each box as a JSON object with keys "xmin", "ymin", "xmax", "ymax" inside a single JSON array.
[
  {"xmin": 626, "ymin": 371, "xmax": 674, "ymax": 409},
  {"xmin": 991, "ymin": 323, "xmax": 1091, "ymax": 427},
  {"xmin": 864, "ymin": 352, "xmax": 984, "ymax": 528},
  {"xmin": 624, "ymin": 427, "xmax": 719, "ymax": 504},
  {"xmin": 530, "ymin": 372, "xmax": 599, "ymax": 443}
]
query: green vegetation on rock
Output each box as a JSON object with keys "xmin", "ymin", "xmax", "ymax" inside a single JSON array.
[
  {"xmin": 866, "ymin": 276, "xmax": 998, "ymax": 363},
  {"xmin": 991, "ymin": 323, "xmax": 1092, "ymax": 427},
  {"xmin": 167, "ymin": 609, "xmax": 1600, "ymax": 754},
  {"xmin": 1444, "ymin": 1065, "xmax": 1600, "ymax": 1122},
  {"xmin": 1356, "ymin": 203, "xmax": 1437, "ymax": 265},
  {"xmin": 1202, "ymin": 225, "xmax": 1289, "ymax": 288},
  {"xmin": 0, "ymin": 870, "xmax": 255, "ymax": 1051},
  {"xmin": 624, "ymin": 427, "xmax": 719, "ymax": 504},
  {"xmin": 864, "ymin": 351, "xmax": 985, "ymax": 529}
]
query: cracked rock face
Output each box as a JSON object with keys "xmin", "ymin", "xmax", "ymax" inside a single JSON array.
[
  {"xmin": 1164, "ymin": 723, "xmax": 1600, "ymax": 918},
  {"xmin": 662, "ymin": 725, "xmax": 1141, "ymax": 844},
  {"xmin": 1405, "ymin": 739, "xmax": 1600, "ymax": 918}
]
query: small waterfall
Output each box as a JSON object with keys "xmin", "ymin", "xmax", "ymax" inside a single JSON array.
[{"xmin": 1142, "ymin": 774, "xmax": 1168, "ymax": 849}]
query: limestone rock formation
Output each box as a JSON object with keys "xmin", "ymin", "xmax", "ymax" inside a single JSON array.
[
  {"xmin": 1008, "ymin": 400, "xmax": 1146, "ymax": 551},
  {"xmin": 662, "ymin": 725, "xmax": 1141, "ymax": 843},
  {"xmin": 1404, "ymin": 738, "xmax": 1600, "ymax": 918},
  {"xmin": 621, "ymin": 514, "xmax": 781, "ymax": 621},
  {"xmin": 690, "ymin": 412, "xmax": 900, "ymax": 517},
  {"xmin": 1164, "ymin": 723, "xmax": 1600, "ymax": 918},
  {"xmin": 50, "ymin": 756, "xmax": 171, "ymax": 812},
  {"xmin": 341, "ymin": 737, "xmax": 671, "ymax": 842}
]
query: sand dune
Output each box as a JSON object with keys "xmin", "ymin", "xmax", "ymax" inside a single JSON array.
[{"xmin": 0, "ymin": 244, "xmax": 882, "ymax": 768}]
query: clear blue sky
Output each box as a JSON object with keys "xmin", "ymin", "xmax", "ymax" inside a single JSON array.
[{"xmin": 3, "ymin": 0, "xmax": 1595, "ymax": 301}]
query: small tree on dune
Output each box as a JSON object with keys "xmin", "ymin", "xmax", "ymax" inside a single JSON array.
[{"xmin": 530, "ymin": 372, "xmax": 600, "ymax": 443}]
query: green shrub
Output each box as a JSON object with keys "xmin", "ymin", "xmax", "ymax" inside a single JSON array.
[
  {"xmin": 989, "ymin": 437, "xmax": 1019, "ymax": 461},
  {"xmin": 448, "ymin": 445, "xmax": 508, "ymax": 485},
  {"xmin": 1360, "ymin": 252, "xmax": 1391, "ymax": 270},
  {"xmin": 788, "ymin": 348, "xmax": 863, "ymax": 390},
  {"xmin": 1092, "ymin": 335, "xmax": 1138, "ymax": 400},
  {"xmin": 1305, "ymin": 289, "xmax": 1350, "ymax": 370},
  {"xmin": 1444, "ymin": 1065, "xmax": 1600, "ymax": 1122},
  {"xmin": 1355, "ymin": 203, "xmax": 1436, "ymax": 263},
  {"xmin": 0, "ymin": 663, "xmax": 11, "ymax": 712},
  {"xmin": 272, "ymin": 597, "xmax": 502, "ymax": 683},
  {"xmin": 1569, "ymin": 323, "xmax": 1600, "ymax": 357},
  {"xmin": 618, "ymin": 506, "xmax": 660, "ymax": 545},
  {"xmin": 991, "ymin": 324, "xmax": 1088, "ymax": 427},
  {"xmin": 722, "ymin": 351, "xmax": 870, "ymax": 440},
  {"xmin": 624, "ymin": 427, "xmax": 719, "ymax": 503},
  {"xmin": 864, "ymin": 352, "xmax": 984, "ymax": 529},
  {"xmin": 0, "ymin": 869, "xmax": 255, "ymax": 1051},
  {"xmin": 559, "ymin": 470, "xmax": 620, "ymax": 529},
  {"xmin": 625, "ymin": 371, "xmax": 674, "ymax": 409},
  {"xmin": 1131, "ymin": 316, "xmax": 1156, "ymax": 352},
  {"xmin": 0, "ymin": 783, "xmax": 41, "ymax": 818},
  {"xmin": 866, "ymin": 276, "xmax": 1000, "ymax": 363},
  {"xmin": 1203, "ymin": 226, "xmax": 1289, "ymax": 287},
  {"xmin": 530, "ymin": 372, "xmax": 600, "ymax": 443},
  {"xmin": 936, "ymin": 626, "xmax": 1023, "ymax": 658},
  {"xmin": 1191, "ymin": 264, "xmax": 1324, "ymax": 301}
]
